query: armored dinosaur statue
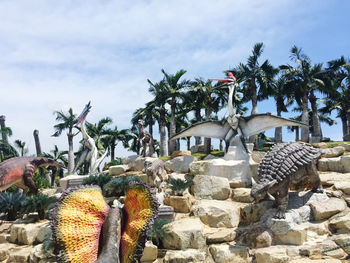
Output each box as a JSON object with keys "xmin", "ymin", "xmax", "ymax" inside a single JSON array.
[
  {"xmin": 50, "ymin": 182, "xmax": 159, "ymax": 263},
  {"xmin": 0, "ymin": 156, "xmax": 64, "ymax": 194},
  {"xmin": 171, "ymin": 73, "xmax": 306, "ymax": 152},
  {"xmin": 250, "ymin": 142, "xmax": 323, "ymax": 219},
  {"xmin": 138, "ymin": 119, "xmax": 154, "ymax": 157}
]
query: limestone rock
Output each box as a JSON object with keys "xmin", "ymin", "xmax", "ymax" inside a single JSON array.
[
  {"xmin": 320, "ymin": 172, "xmax": 350, "ymax": 186},
  {"xmin": 164, "ymin": 195, "xmax": 192, "ymax": 213},
  {"xmin": 165, "ymin": 155, "xmax": 196, "ymax": 173},
  {"xmin": 332, "ymin": 234, "xmax": 350, "ymax": 254},
  {"xmin": 254, "ymin": 246, "xmax": 289, "ymax": 263},
  {"xmin": 10, "ymin": 221, "xmax": 49, "ymax": 245},
  {"xmin": 109, "ymin": 164, "xmax": 129, "ymax": 176},
  {"xmin": 129, "ymin": 157, "xmax": 146, "ymax": 171},
  {"xmin": 171, "ymin": 150, "xmax": 191, "ymax": 159},
  {"xmin": 140, "ymin": 241, "xmax": 158, "ymax": 262},
  {"xmin": 59, "ymin": 174, "xmax": 89, "ymax": 189},
  {"xmin": 203, "ymin": 154, "xmax": 217, "ymax": 160},
  {"xmin": 329, "ymin": 209, "xmax": 350, "ymax": 234},
  {"xmin": 204, "ymin": 227, "xmax": 236, "ymax": 244},
  {"xmin": 340, "ymin": 143, "xmax": 350, "ymax": 151},
  {"xmin": 323, "ymin": 146, "xmax": 345, "ymax": 158},
  {"xmin": 310, "ymin": 198, "xmax": 347, "ymax": 221},
  {"xmin": 162, "ymin": 217, "xmax": 206, "ymax": 249},
  {"xmin": 30, "ymin": 243, "xmax": 56, "ymax": 263},
  {"xmin": 189, "ymin": 160, "xmax": 211, "ymax": 175},
  {"xmin": 236, "ymin": 227, "xmax": 272, "ymax": 248},
  {"xmin": 190, "ymin": 144, "xmax": 212, "ymax": 153},
  {"xmin": 311, "ymin": 142, "xmax": 328, "ymax": 149},
  {"xmin": 289, "ymin": 259, "xmax": 342, "ymax": 263},
  {"xmin": 209, "ymin": 244, "xmax": 251, "ymax": 263},
  {"xmin": 0, "ymin": 243, "xmax": 18, "ymax": 261},
  {"xmin": 163, "ymin": 249, "xmax": 211, "ymax": 263},
  {"xmin": 251, "ymin": 151, "xmax": 266, "ymax": 163},
  {"xmin": 121, "ymin": 154, "xmax": 138, "ymax": 165},
  {"xmin": 232, "ymin": 188, "xmax": 251, "ymax": 203},
  {"xmin": 240, "ymin": 202, "xmax": 273, "ymax": 225},
  {"xmin": 191, "ymin": 199, "xmax": 240, "ymax": 228},
  {"xmin": 318, "ymin": 157, "xmax": 342, "ymax": 172},
  {"xmin": 191, "ymin": 175, "xmax": 230, "ymax": 200},
  {"xmin": 334, "ymin": 182, "xmax": 350, "ymax": 195},
  {"xmin": 8, "ymin": 245, "xmax": 33, "ymax": 263},
  {"xmin": 341, "ymin": 155, "xmax": 350, "ymax": 172},
  {"xmin": 0, "ymin": 234, "xmax": 10, "ymax": 244}
]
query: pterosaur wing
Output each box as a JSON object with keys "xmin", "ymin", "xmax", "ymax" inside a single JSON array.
[
  {"xmin": 239, "ymin": 114, "xmax": 307, "ymax": 137},
  {"xmin": 171, "ymin": 121, "xmax": 230, "ymax": 140}
]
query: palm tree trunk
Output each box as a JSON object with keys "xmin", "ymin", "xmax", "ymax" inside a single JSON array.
[
  {"xmin": 295, "ymin": 127, "xmax": 299, "ymax": 141},
  {"xmin": 274, "ymin": 98, "xmax": 283, "ymax": 143},
  {"xmin": 169, "ymin": 99, "xmax": 176, "ymax": 154},
  {"xmin": 33, "ymin": 130, "xmax": 42, "ymax": 155},
  {"xmin": 195, "ymin": 109, "xmax": 202, "ymax": 145},
  {"xmin": 187, "ymin": 137, "xmax": 190, "ymax": 150},
  {"xmin": 0, "ymin": 115, "xmax": 8, "ymax": 143},
  {"xmin": 341, "ymin": 115, "xmax": 348, "ymax": 140},
  {"xmin": 309, "ymin": 91, "xmax": 321, "ymax": 142},
  {"xmin": 204, "ymin": 107, "xmax": 212, "ymax": 154},
  {"xmin": 111, "ymin": 142, "xmax": 115, "ymax": 161},
  {"xmin": 159, "ymin": 111, "xmax": 167, "ymax": 156},
  {"xmin": 67, "ymin": 133, "xmax": 75, "ymax": 175},
  {"xmin": 249, "ymin": 79, "xmax": 258, "ymax": 146},
  {"xmin": 301, "ymin": 91, "xmax": 309, "ymax": 142},
  {"xmin": 147, "ymin": 117, "xmax": 153, "ymax": 138},
  {"xmin": 219, "ymin": 140, "xmax": 223, "ymax": 151}
]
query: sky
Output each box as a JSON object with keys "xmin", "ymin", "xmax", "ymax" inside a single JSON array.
[{"xmin": 0, "ymin": 0, "xmax": 349, "ymax": 158}]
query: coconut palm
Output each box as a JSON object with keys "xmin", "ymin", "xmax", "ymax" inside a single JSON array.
[
  {"xmin": 14, "ymin": 139, "xmax": 28, "ymax": 156},
  {"xmin": 102, "ymin": 126, "xmax": 130, "ymax": 161},
  {"xmin": 52, "ymin": 108, "xmax": 79, "ymax": 175},
  {"xmin": 281, "ymin": 46, "xmax": 325, "ymax": 142},
  {"xmin": 0, "ymin": 125, "xmax": 17, "ymax": 161},
  {"xmin": 85, "ymin": 117, "xmax": 112, "ymax": 150},
  {"xmin": 41, "ymin": 145, "xmax": 68, "ymax": 186}
]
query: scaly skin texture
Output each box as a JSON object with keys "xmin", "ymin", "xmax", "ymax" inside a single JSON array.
[
  {"xmin": 251, "ymin": 142, "xmax": 323, "ymax": 219},
  {"xmin": 0, "ymin": 157, "xmax": 64, "ymax": 193}
]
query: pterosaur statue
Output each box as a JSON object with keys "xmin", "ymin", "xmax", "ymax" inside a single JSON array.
[
  {"xmin": 171, "ymin": 73, "xmax": 307, "ymax": 152},
  {"xmin": 74, "ymin": 102, "xmax": 108, "ymax": 175}
]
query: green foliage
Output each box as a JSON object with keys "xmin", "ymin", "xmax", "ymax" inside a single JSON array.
[
  {"xmin": 42, "ymin": 230, "xmax": 55, "ymax": 256},
  {"xmin": 326, "ymin": 141, "xmax": 350, "ymax": 148},
  {"xmin": 103, "ymin": 175, "xmax": 141, "ymax": 197},
  {"xmin": 166, "ymin": 177, "xmax": 194, "ymax": 196},
  {"xmin": 82, "ymin": 173, "xmax": 112, "ymax": 189},
  {"xmin": 0, "ymin": 192, "xmax": 27, "ymax": 221},
  {"xmin": 107, "ymin": 158, "xmax": 122, "ymax": 167},
  {"xmin": 22, "ymin": 193, "xmax": 57, "ymax": 220},
  {"xmin": 32, "ymin": 172, "xmax": 51, "ymax": 191},
  {"xmin": 158, "ymin": 155, "xmax": 171, "ymax": 161},
  {"xmin": 147, "ymin": 218, "xmax": 172, "ymax": 247}
]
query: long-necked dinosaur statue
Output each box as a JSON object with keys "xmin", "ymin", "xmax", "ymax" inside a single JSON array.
[
  {"xmin": 171, "ymin": 73, "xmax": 307, "ymax": 152},
  {"xmin": 0, "ymin": 157, "xmax": 64, "ymax": 194}
]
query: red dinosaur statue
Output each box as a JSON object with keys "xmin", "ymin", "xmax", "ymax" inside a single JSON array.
[{"xmin": 0, "ymin": 157, "xmax": 64, "ymax": 194}]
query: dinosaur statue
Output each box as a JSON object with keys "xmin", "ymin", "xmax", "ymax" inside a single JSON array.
[
  {"xmin": 138, "ymin": 119, "xmax": 154, "ymax": 157},
  {"xmin": 144, "ymin": 158, "xmax": 168, "ymax": 192},
  {"xmin": 0, "ymin": 156, "xmax": 64, "ymax": 194},
  {"xmin": 250, "ymin": 142, "xmax": 323, "ymax": 219},
  {"xmin": 50, "ymin": 182, "xmax": 159, "ymax": 263},
  {"xmin": 171, "ymin": 73, "xmax": 307, "ymax": 152}
]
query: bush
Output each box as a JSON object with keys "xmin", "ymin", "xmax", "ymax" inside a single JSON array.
[
  {"xmin": 107, "ymin": 158, "xmax": 122, "ymax": 167},
  {"xmin": 0, "ymin": 192, "xmax": 27, "ymax": 221},
  {"xmin": 41, "ymin": 230, "xmax": 54, "ymax": 256},
  {"xmin": 22, "ymin": 193, "xmax": 57, "ymax": 220},
  {"xmin": 166, "ymin": 177, "xmax": 194, "ymax": 196},
  {"xmin": 32, "ymin": 172, "xmax": 51, "ymax": 190},
  {"xmin": 82, "ymin": 173, "xmax": 112, "ymax": 189},
  {"xmin": 147, "ymin": 218, "xmax": 172, "ymax": 247},
  {"xmin": 103, "ymin": 175, "xmax": 141, "ymax": 197}
]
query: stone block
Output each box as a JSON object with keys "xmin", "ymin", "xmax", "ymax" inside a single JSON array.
[
  {"xmin": 320, "ymin": 172, "xmax": 350, "ymax": 186},
  {"xmin": 171, "ymin": 150, "xmax": 191, "ymax": 159},
  {"xmin": 341, "ymin": 155, "xmax": 350, "ymax": 172},
  {"xmin": 232, "ymin": 188, "xmax": 251, "ymax": 203},
  {"xmin": 318, "ymin": 157, "xmax": 342, "ymax": 172},
  {"xmin": 254, "ymin": 246, "xmax": 289, "ymax": 263},
  {"xmin": 329, "ymin": 209, "xmax": 350, "ymax": 234},
  {"xmin": 59, "ymin": 174, "xmax": 89, "ymax": 189},
  {"xmin": 310, "ymin": 198, "xmax": 347, "ymax": 221},
  {"xmin": 189, "ymin": 160, "xmax": 211, "ymax": 175},
  {"xmin": 209, "ymin": 244, "xmax": 251, "ymax": 263},
  {"xmin": 109, "ymin": 165, "xmax": 129, "ymax": 176},
  {"xmin": 163, "ymin": 249, "xmax": 210, "ymax": 263},
  {"xmin": 165, "ymin": 155, "xmax": 196, "ymax": 173},
  {"xmin": 8, "ymin": 245, "xmax": 33, "ymax": 263},
  {"xmin": 10, "ymin": 221, "xmax": 49, "ymax": 245},
  {"xmin": 191, "ymin": 199, "xmax": 240, "ymax": 228},
  {"xmin": 323, "ymin": 146, "xmax": 345, "ymax": 158},
  {"xmin": 129, "ymin": 157, "xmax": 146, "ymax": 171},
  {"xmin": 192, "ymin": 175, "xmax": 230, "ymax": 200},
  {"xmin": 204, "ymin": 227, "xmax": 236, "ymax": 244},
  {"xmin": 140, "ymin": 241, "xmax": 158, "ymax": 262},
  {"xmin": 164, "ymin": 195, "xmax": 192, "ymax": 213}
]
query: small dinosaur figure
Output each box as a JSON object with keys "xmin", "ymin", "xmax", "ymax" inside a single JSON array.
[
  {"xmin": 250, "ymin": 142, "xmax": 323, "ymax": 219},
  {"xmin": 138, "ymin": 119, "xmax": 154, "ymax": 157},
  {"xmin": 0, "ymin": 157, "xmax": 64, "ymax": 194},
  {"xmin": 144, "ymin": 158, "xmax": 168, "ymax": 192}
]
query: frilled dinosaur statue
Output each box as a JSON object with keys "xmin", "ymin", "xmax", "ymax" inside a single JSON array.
[
  {"xmin": 250, "ymin": 142, "xmax": 323, "ymax": 219},
  {"xmin": 171, "ymin": 73, "xmax": 306, "ymax": 152},
  {"xmin": 50, "ymin": 182, "xmax": 159, "ymax": 263},
  {"xmin": 0, "ymin": 157, "xmax": 64, "ymax": 194}
]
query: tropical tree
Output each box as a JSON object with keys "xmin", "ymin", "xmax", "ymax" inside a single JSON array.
[
  {"xmin": 0, "ymin": 125, "xmax": 17, "ymax": 161},
  {"xmin": 41, "ymin": 145, "xmax": 68, "ymax": 166},
  {"xmin": 132, "ymin": 102, "xmax": 157, "ymax": 138},
  {"xmin": 14, "ymin": 139, "xmax": 28, "ymax": 156},
  {"xmin": 281, "ymin": 46, "xmax": 325, "ymax": 142},
  {"xmin": 52, "ymin": 108, "xmax": 79, "ymax": 175},
  {"xmin": 85, "ymin": 117, "xmax": 112, "ymax": 150},
  {"xmin": 128, "ymin": 127, "xmax": 141, "ymax": 155},
  {"xmin": 102, "ymin": 126, "xmax": 130, "ymax": 161},
  {"xmin": 232, "ymin": 43, "xmax": 276, "ymax": 145}
]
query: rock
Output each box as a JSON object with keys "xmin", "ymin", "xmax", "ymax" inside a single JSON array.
[
  {"xmin": 162, "ymin": 218, "xmax": 206, "ymax": 249},
  {"xmin": 204, "ymin": 227, "xmax": 236, "ymax": 244},
  {"xmin": 232, "ymin": 188, "xmax": 251, "ymax": 203},
  {"xmin": 163, "ymin": 249, "xmax": 210, "ymax": 263},
  {"xmin": 251, "ymin": 151, "xmax": 266, "ymax": 163},
  {"xmin": 59, "ymin": 174, "xmax": 89, "ymax": 189},
  {"xmin": 329, "ymin": 208, "xmax": 350, "ymax": 234},
  {"xmin": 318, "ymin": 239, "xmax": 348, "ymax": 259},
  {"xmin": 209, "ymin": 159, "xmax": 252, "ymax": 186},
  {"xmin": 312, "ymin": 142, "xmax": 329, "ymax": 149},
  {"xmin": 203, "ymin": 154, "xmax": 217, "ymax": 160},
  {"xmin": 209, "ymin": 244, "xmax": 251, "ymax": 263},
  {"xmin": 318, "ymin": 157, "xmax": 342, "ymax": 172},
  {"xmin": 189, "ymin": 160, "xmax": 211, "ymax": 175},
  {"xmin": 30, "ymin": 243, "xmax": 56, "ymax": 263},
  {"xmin": 320, "ymin": 172, "xmax": 350, "ymax": 186},
  {"xmin": 164, "ymin": 195, "xmax": 192, "ymax": 213},
  {"xmin": 240, "ymin": 202, "xmax": 273, "ymax": 225},
  {"xmin": 190, "ymin": 144, "xmax": 212, "ymax": 153},
  {"xmin": 129, "ymin": 157, "xmax": 146, "ymax": 171},
  {"xmin": 8, "ymin": 245, "xmax": 33, "ymax": 263},
  {"xmin": 171, "ymin": 150, "xmax": 191, "ymax": 159},
  {"xmin": 332, "ymin": 233, "xmax": 350, "ymax": 254},
  {"xmin": 191, "ymin": 175, "xmax": 230, "ymax": 200},
  {"xmin": 10, "ymin": 221, "xmax": 49, "ymax": 245},
  {"xmin": 274, "ymin": 224, "xmax": 307, "ymax": 245},
  {"xmin": 140, "ymin": 241, "xmax": 158, "ymax": 262},
  {"xmin": 310, "ymin": 198, "xmax": 347, "ymax": 221},
  {"xmin": 109, "ymin": 164, "xmax": 129, "ymax": 176},
  {"xmin": 121, "ymin": 154, "xmax": 138, "ymax": 165},
  {"xmin": 191, "ymin": 200, "xmax": 240, "ymax": 228},
  {"xmin": 0, "ymin": 243, "xmax": 18, "ymax": 261},
  {"xmin": 36, "ymin": 222, "xmax": 50, "ymax": 243},
  {"xmin": 165, "ymin": 155, "xmax": 196, "ymax": 173},
  {"xmin": 0, "ymin": 234, "xmax": 10, "ymax": 244},
  {"xmin": 237, "ymin": 227, "xmax": 272, "ymax": 248},
  {"xmin": 289, "ymin": 259, "xmax": 342, "ymax": 263},
  {"xmin": 339, "ymin": 143, "xmax": 350, "ymax": 151},
  {"xmin": 341, "ymin": 155, "xmax": 350, "ymax": 173},
  {"xmin": 254, "ymin": 246, "xmax": 289, "ymax": 263},
  {"xmin": 323, "ymin": 146, "xmax": 345, "ymax": 158}
]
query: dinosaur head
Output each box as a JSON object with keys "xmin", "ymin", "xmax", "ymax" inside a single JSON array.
[
  {"xmin": 36, "ymin": 158, "xmax": 65, "ymax": 169},
  {"xmin": 250, "ymin": 179, "xmax": 277, "ymax": 203}
]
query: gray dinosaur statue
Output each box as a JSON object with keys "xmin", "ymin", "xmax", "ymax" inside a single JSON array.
[
  {"xmin": 250, "ymin": 142, "xmax": 323, "ymax": 219},
  {"xmin": 171, "ymin": 73, "xmax": 306, "ymax": 152},
  {"xmin": 138, "ymin": 119, "xmax": 154, "ymax": 157}
]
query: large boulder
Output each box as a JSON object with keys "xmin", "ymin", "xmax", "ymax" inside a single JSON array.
[
  {"xmin": 191, "ymin": 199, "xmax": 240, "ymax": 228},
  {"xmin": 318, "ymin": 154, "xmax": 350, "ymax": 173},
  {"xmin": 341, "ymin": 155, "xmax": 350, "ymax": 172},
  {"xmin": 121, "ymin": 155, "xmax": 138, "ymax": 165},
  {"xmin": 320, "ymin": 172, "xmax": 350, "ymax": 186},
  {"xmin": 191, "ymin": 175, "xmax": 230, "ymax": 200},
  {"xmin": 162, "ymin": 217, "xmax": 206, "ymax": 250},
  {"xmin": 8, "ymin": 246, "xmax": 33, "ymax": 263},
  {"xmin": 232, "ymin": 188, "xmax": 251, "ymax": 203},
  {"xmin": 109, "ymin": 164, "xmax": 129, "ymax": 176},
  {"xmin": 30, "ymin": 244, "xmax": 56, "ymax": 263},
  {"xmin": 163, "ymin": 249, "xmax": 211, "ymax": 263},
  {"xmin": 203, "ymin": 227, "xmax": 236, "ymax": 244},
  {"xmin": 310, "ymin": 198, "xmax": 347, "ymax": 221},
  {"xmin": 10, "ymin": 221, "xmax": 49, "ymax": 245},
  {"xmin": 164, "ymin": 195, "xmax": 192, "ymax": 213},
  {"xmin": 171, "ymin": 150, "xmax": 191, "ymax": 159},
  {"xmin": 165, "ymin": 155, "xmax": 196, "ymax": 173},
  {"xmin": 254, "ymin": 246, "xmax": 289, "ymax": 263},
  {"xmin": 129, "ymin": 157, "xmax": 146, "ymax": 171},
  {"xmin": 323, "ymin": 146, "xmax": 345, "ymax": 158},
  {"xmin": 329, "ymin": 209, "xmax": 350, "ymax": 234},
  {"xmin": 140, "ymin": 241, "xmax": 158, "ymax": 262},
  {"xmin": 209, "ymin": 244, "xmax": 251, "ymax": 263},
  {"xmin": 189, "ymin": 160, "xmax": 212, "ymax": 175}
]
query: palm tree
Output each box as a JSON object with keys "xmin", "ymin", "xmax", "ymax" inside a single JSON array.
[
  {"xmin": 85, "ymin": 117, "xmax": 112, "ymax": 150},
  {"xmin": 14, "ymin": 139, "xmax": 28, "ymax": 156},
  {"xmin": 33, "ymin": 130, "xmax": 42, "ymax": 155},
  {"xmin": 128, "ymin": 127, "xmax": 141, "ymax": 155},
  {"xmin": 41, "ymin": 145, "xmax": 68, "ymax": 186},
  {"xmin": 52, "ymin": 108, "xmax": 79, "ymax": 175},
  {"xmin": 0, "ymin": 140, "xmax": 18, "ymax": 162},
  {"xmin": 161, "ymin": 69, "xmax": 188, "ymax": 155},
  {"xmin": 102, "ymin": 126, "xmax": 130, "ymax": 161},
  {"xmin": 132, "ymin": 102, "xmax": 156, "ymax": 138},
  {"xmin": 233, "ymin": 43, "xmax": 276, "ymax": 145},
  {"xmin": 281, "ymin": 46, "xmax": 325, "ymax": 142},
  {"xmin": 0, "ymin": 116, "xmax": 9, "ymax": 143}
]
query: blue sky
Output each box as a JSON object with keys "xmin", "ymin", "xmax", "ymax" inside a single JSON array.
[{"xmin": 0, "ymin": 0, "xmax": 349, "ymax": 157}]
